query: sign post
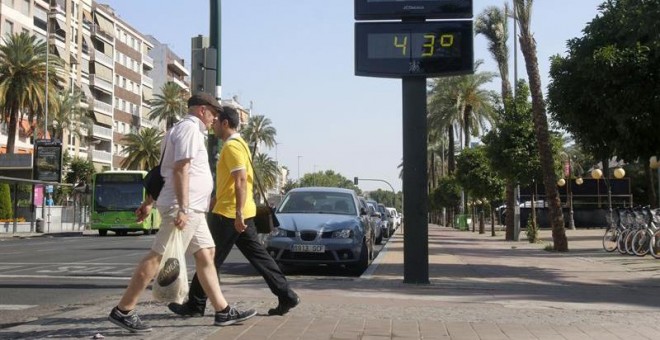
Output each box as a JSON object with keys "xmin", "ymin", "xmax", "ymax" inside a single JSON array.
[{"xmin": 354, "ymin": 0, "xmax": 473, "ymax": 284}]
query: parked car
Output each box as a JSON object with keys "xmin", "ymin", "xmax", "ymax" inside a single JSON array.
[
  {"xmin": 359, "ymin": 196, "xmax": 382, "ymax": 245},
  {"xmin": 377, "ymin": 203, "xmax": 393, "ymax": 237},
  {"xmin": 386, "ymin": 207, "xmax": 400, "ymax": 230},
  {"xmin": 366, "ymin": 199, "xmax": 388, "ymax": 239},
  {"xmin": 267, "ymin": 187, "xmax": 375, "ymax": 274},
  {"xmin": 365, "ymin": 201, "xmax": 384, "ymax": 244}
]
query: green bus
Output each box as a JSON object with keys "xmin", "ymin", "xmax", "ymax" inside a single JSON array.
[{"xmin": 91, "ymin": 170, "xmax": 160, "ymax": 236}]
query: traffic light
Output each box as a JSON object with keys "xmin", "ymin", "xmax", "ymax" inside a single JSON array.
[
  {"xmin": 191, "ymin": 47, "xmax": 217, "ymax": 94},
  {"xmin": 354, "ymin": 177, "xmax": 359, "ymax": 185}
]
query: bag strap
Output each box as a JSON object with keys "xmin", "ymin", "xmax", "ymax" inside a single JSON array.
[
  {"xmin": 231, "ymin": 137, "xmax": 269, "ymax": 205},
  {"xmin": 158, "ymin": 116, "xmax": 195, "ymax": 167}
]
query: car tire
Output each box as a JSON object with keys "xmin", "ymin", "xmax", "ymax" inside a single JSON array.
[
  {"xmin": 375, "ymin": 231, "xmax": 383, "ymax": 245},
  {"xmin": 348, "ymin": 241, "xmax": 369, "ymax": 276}
]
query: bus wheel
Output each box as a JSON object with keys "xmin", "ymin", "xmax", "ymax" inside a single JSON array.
[
  {"xmin": 143, "ymin": 230, "xmax": 150, "ymax": 236},
  {"xmin": 151, "ymin": 229, "xmax": 158, "ymax": 234},
  {"xmin": 98, "ymin": 230, "xmax": 107, "ymax": 236}
]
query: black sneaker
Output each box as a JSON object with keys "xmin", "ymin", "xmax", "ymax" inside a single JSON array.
[
  {"xmin": 168, "ymin": 302, "xmax": 205, "ymax": 317},
  {"xmin": 108, "ymin": 307, "xmax": 152, "ymax": 333},
  {"xmin": 214, "ymin": 306, "xmax": 257, "ymax": 326},
  {"xmin": 268, "ymin": 294, "xmax": 300, "ymax": 316}
]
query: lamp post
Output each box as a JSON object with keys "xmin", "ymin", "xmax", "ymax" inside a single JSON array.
[{"xmin": 297, "ymin": 155, "xmax": 303, "ymax": 181}]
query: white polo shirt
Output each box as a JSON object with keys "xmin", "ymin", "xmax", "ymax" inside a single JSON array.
[{"xmin": 156, "ymin": 115, "xmax": 213, "ymax": 212}]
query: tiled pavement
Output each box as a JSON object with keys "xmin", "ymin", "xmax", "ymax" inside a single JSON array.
[{"xmin": 2, "ymin": 224, "xmax": 660, "ymax": 339}]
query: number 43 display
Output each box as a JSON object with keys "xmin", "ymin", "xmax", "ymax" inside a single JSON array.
[{"xmin": 355, "ymin": 21, "xmax": 473, "ymax": 78}]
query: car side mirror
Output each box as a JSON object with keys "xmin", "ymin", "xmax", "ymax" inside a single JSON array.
[
  {"xmin": 371, "ymin": 212, "xmax": 381, "ymax": 218},
  {"xmin": 360, "ymin": 207, "xmax": 368, "ymax": 216}
]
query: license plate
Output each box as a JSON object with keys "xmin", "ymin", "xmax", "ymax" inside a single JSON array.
[{"xmin": 292, "ymin": 244, "xmax": 325, "ymax": 253}]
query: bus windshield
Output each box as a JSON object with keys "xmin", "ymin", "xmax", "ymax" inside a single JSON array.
[{"xmin": 94, "ymin": 173, "xmax": 144, "ymax": 212}]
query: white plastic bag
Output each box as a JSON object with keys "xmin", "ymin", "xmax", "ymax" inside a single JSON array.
[{"xmin": 152, "ymin": 229, "xmax": 188, "ymax": 303}]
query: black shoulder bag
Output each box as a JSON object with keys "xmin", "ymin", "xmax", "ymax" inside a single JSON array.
[
  {"xmin": 236, "ymin": 140, "xmax": 280, "ymax": 234},
  {"xmin": 143, "ymin": 133, "xmax": 168, "ymax": 200}
]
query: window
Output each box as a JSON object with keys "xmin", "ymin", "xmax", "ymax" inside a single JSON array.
[
  {"xmin": 3, "ymin": 20, "xmax": 14, "ymax": 36},
  {"xmin": 21, "ymin": 0, "xmax": 29, "ymax": 16}
]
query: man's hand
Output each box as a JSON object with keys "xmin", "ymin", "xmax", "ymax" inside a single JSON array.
[
  {"xmin": 135, "ymin": 201, "xmax": 153, "ymax": 222},
  {"xmin": 174, "ymin": 210, "xmax": 188, "ymax": 230},
  {"xmin": 234, "ymin": 213, "xmax": 247, "ymax": 233}
]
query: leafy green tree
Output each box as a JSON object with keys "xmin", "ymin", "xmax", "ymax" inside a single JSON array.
[
  {"xmin": 367, "ymin": 189, "xmax": 402, "ymax": 211},
  {"xmin": 0, "ymin": 32, "xmax": 64, "ymax": 153},
  {"xmin": 241, "ymin": 115, "xmax": 277, "ymax": 158},
  {"xmin": 148, "ymin": 81, "xmax": 187, "ymax": 129},
  {"xmin": 281, "ymin": 179, "xmax": 299, "ymax": 195},
  {"xmin": 0, "ymin": 183, "xmax": 12, "ymax": 219},
  {"xmin": 430, "ymin": 177, "xmax": 462, "ymax": 227},
  {"xmin": 298, "ymin": 170, "xmax": 360, "ymax": 193},
  {"xmin": 514, "ymin": 0, "xmax": 567, "ymax": 251},
  {"xmin": 120, "ymin": 127, "xmax": 163, "ymax": 170},
  {"xmin": 547, "ymin": 0, "xmax": 660, "ymax": 203}
]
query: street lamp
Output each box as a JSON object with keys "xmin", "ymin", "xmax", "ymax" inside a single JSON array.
[{"xmin": 297, "ymin": 155, "xmax": 303, "ymax": 181}]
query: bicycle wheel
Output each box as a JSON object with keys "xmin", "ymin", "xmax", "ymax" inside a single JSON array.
[
  {"xmin": 617, "ymin": 229, "xmax": 630, "ymax": 254},
  {"xmin": 603, "ymin": 228, "xmax": 618, "ymax": 252},
  {"xmin": 631, "ymin": 230, "xmax": 650, "ymax": 257},
  {"xmin": 625, "ymin": 230, "xmax": 637, "ymax": 255},
  {"xmin": 650, "ymin": 230, "xmax": 660, "ymax": 259}
]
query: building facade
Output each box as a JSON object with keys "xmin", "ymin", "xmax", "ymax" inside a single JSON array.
[{"xmin": 0, "ymin": 0, "xmax": 190, "ymax": 172}]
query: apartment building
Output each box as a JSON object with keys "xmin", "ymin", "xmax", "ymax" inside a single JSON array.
[{"xmin": 0, "ymin": 0, "xmax": 189, "ymax": 173}]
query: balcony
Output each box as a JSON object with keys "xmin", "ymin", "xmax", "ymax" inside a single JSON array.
[
  {"xmin": 143, "ymin": 54, "xmax": 154, "ymax": 68},
  {"xmin": 169, "ymin": 59, "xmax": 190, "ymax": 76},
  {"xmin": 90, "ymin": 24, "xmax": 114, "ymax": 43},
  {"xmin": 89, "ymin": 75, "xmax": 113, "ymax": 94},
  {"xmin": 92, "ymin": 124, "xmax": 112, "ymax": 140},
  {"xmin": 171, "ymin": 77, "xmax": 188, "ymax": 91},
  {"xmin": 90, "ymin": 49, "xmax": 113, "ymax": 68},
  {"xmin": 142, "ymin": 75, "xmax": 153, "ymax": 88},
  {"xmin": 93, "ymin": 100, "xmax": 113, "ymax": 115},
  {"xmin": 92, "ymin": 150, "xmax": 112, "ymax": 164}
]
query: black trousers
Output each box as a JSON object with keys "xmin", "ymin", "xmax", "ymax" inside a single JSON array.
[{"xmin": 187, "ymin": 212, "xmax": 294, "ymax": 310}]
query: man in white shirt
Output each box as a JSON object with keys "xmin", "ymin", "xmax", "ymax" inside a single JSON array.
[{"xmin": 108, "ymin": 93, "xmax": 256, "ymax": 333}]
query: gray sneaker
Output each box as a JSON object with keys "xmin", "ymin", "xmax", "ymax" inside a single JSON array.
[
  {"xmin": 214, "ymin": 306, "xmax": 257, "ymax": 326},
  {"xmin": 108, "ymin": 307, "xmax": 152, "ymax": 333}
]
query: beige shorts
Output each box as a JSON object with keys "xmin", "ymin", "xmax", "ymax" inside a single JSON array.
[{"xmin": 151, "ymin": 207, "xmax": 215, "ymax": 256}]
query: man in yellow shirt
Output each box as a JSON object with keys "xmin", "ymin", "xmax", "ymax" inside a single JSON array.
[{"xmin": 169, "ymin": 105, "xmax": 299, "ymax": 317}]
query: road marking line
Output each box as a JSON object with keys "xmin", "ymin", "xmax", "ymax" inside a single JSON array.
[
  {"xmin": 0, "ymin": 304, "xmax": 38, "ymax": 310},
  {"xmin": 0, "ymin": 274, "xmax": 131, "ymax": 280}
]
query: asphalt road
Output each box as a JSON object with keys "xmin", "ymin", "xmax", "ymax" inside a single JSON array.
[{"xmin": 0, "ymin": 232, "xmax": 387, "ymax": 329}]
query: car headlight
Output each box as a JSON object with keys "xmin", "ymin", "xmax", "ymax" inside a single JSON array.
[
  {"xmin": 331, "ymin": 229, "xmax": 354, "ymax": 239},
  {"xmin": 270, "ymin": 228, "xmax": 290, "ymax": 238}
]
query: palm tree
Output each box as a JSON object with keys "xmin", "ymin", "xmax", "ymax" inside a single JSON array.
[
  {"xmin": 456, "ymin": 67, "xmax": 498, "ymax": 148},
  {"xmin": 428, "ymin": 76, "xmax": 461, "ymax": 174},
  {"xmin": 49, "ymin": 89, "xmax": 92, "ymax": 142},
  {"xmin": 120, "ymin": 127, "xmax": 163, "ymax": 170},
  {"xmin": 252, "ymin": 152, "xmax": 279, "ymax": 202},
  {"xmin": 0, "ymin": 32, "xmax": 64, "ymax": 153},
  {"xmin": 476, "ymin": 4, "xmax": 516, "ymax": 238},
  {"xmin": 476, "ymin": 5, "xmax": 512, "ymax": 101},
  {"xmin": 514, "ymin": 0, "xmax": 567, "ymax": 251},
  {"xmin": 241, "ymin": 115, "xmax": 277, "ymax": 158},
  {"xmin": 148, "ymin": 81, "xmax": 187, "ymax": 129}
]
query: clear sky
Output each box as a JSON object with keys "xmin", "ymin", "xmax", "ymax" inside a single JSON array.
[{"xmin": 101, "ymin": 0, "xmax": 604, "ymax": 193}]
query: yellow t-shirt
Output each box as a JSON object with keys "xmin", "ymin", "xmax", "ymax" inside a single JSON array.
[{"xmin": 212, "ymin": 136, "xmax": 257, "ymax": 219}]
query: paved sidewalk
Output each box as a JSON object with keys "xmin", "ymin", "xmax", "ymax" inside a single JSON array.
[{"xmin": 2, "ymin": 225, "xmax": 660, "ymax": 339}]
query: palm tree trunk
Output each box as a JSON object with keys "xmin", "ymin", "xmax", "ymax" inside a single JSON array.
[
  {"xmin": 448, "ymin": 125, "xmax": 456, "ymax": 174},
  {"xmin": 519, "ymin": 30, "xmax": 567, "ymax": 251},
  {"xmin": 464, "ymin": 105, "xmax": 472, "ymax": 149},
  {"xmin": 6, "ymin": 109, "xmax": 18, "ymax": 154}
]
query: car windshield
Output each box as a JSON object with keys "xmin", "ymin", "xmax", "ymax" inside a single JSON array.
[{"xmin": 278, "ymin": 191, "xmax": 356, "ymax": 215}]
